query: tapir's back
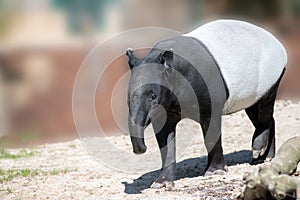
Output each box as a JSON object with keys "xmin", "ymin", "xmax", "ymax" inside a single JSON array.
[{"xmin": 184, "ymin": 20, "xmax": 287, "ymax": 114}]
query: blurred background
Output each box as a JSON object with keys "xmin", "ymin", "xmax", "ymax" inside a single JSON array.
[{"xmin": 0, "ymin": 0, "xmax": 299, "ymax": 147}]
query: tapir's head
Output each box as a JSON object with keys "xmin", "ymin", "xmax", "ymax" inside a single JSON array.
[{"xmin": 126, "ymin": 48, "xmax": 174, "ymax": 154}]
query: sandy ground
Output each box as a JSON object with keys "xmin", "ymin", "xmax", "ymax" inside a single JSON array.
[{"xmin": 0, "ymin": 100, "xmax": 300, "ymax": 200}]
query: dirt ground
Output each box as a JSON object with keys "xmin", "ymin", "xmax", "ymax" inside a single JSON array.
[{"xmin": 0, "ymin": 100, "xmax": 300, "ymax": 200}]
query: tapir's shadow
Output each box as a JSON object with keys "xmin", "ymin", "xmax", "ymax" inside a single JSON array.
[{"xmin": 122, "ymin": 150, "xmax": 252, "ymax": 194}]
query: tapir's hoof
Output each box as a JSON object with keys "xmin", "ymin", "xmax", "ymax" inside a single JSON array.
[
  {"xmin": 204, "ymin": 166, "xmax": 228, "ymax": 176},
  {"xmin": 150, "ymin": 181, "xmax": 174, "ymax": 190},
  {"xmin": 252, "ymin": 149, "xmax": 274, "ymax": 164},
  {"xmin": 252, "ymin": 149, "xmax": 266, "ymax": 159},
  {"xmin": 252, "ymin": 156, "xmax": 273, "ymax": 165},
  {"xmin": 204, "ymin": 169, "xmax": 227, "ymax": 176}
]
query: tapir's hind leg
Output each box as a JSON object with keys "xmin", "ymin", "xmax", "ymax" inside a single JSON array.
[
  {"xmin": 245, "ymin": 70, "xmax": 285, "ymax": 163},
  {"xmin": 245, "ymin": 102, "xmax": 275, "ymax": 163}
]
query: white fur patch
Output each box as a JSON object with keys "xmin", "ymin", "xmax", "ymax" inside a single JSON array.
[{"xmin": 184, "ymin": 20, "xmax": 287, "ymax": 114}]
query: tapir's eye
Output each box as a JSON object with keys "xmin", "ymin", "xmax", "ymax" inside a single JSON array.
[{"xmin": 150, "ymin": 93, "xmax": 157, "ymax": 100}]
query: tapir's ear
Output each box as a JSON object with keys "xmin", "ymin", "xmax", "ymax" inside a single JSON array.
[
  {"xmin": 162, "ymin": 64, "xmax": 175, "ymax": 82},
  {"xmin": 160, "ymin": 48, "xmax": 174, "ymax": 66},
  {"xmin": 126, "ymin": 48, "xmax": 138, "ymax": 69},
  {"xmin": 126, "ymin": 48, "xmax": 134, "ymax": 58}
]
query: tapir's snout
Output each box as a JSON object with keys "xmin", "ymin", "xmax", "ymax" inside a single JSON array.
[
  {"xmin": 131, "ymin": 136, "xmax": 147, "ymax": 154},
  {"xmin": 128, "ymin": 115, "xmax": 148, "ymax": 155}
]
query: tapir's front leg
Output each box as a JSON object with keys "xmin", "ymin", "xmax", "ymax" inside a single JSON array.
[
  {"xmin": 200, "ymin": 115, "xmax": 227, "ymax": 176},
  {"xmin": 151, "ymin": 112, "xmax": 180, "ymax": 189}
]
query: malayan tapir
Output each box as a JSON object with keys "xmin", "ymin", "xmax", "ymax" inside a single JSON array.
[{"xmin": 125, "ymin": 20, "xmax": 287, "ymax": 189}]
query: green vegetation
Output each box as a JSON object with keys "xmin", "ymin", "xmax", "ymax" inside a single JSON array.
[
  {"xmin": 0, "ymin": 168, "xmax": 39, "ymax": 183},
  {"xmin": 6, "ymin": 187, "xmax": 13, "ymax": 194},
  {"xmin": 68, "ymin": 143, "xmax": 77, "ymax": 148},
  {"xmin": 49, "ymin": 168, "xmax": 69, "ymax": 176},
  {"xmin": 0, "ymin": 148, "xmax": 35, "ymax": 159},
  {"xmin": 0, "ymin": 168, "xmax": 71, "ymax": 183},
  {"xmin": 0, "ymin": 187, "xmax": 13, "ymax": 194}
]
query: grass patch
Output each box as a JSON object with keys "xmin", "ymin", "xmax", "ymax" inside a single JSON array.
[
  {"xmin": 0, "ymin": 168, "xmax": 39, "ymax": 183},
  {"xmin": 0, "ymin": 149, "xmax": 35, "ymax": 159},
  {"xmin": 0, "ymin": 187, "xmax": 13, "ymax": 194},
  {"xmin": 6, "ymin": 187, "xmax": 13, "ymax": 194},
  {"xmin": 68, "ymin": 143, "xmax": 76, "ymax": 148},
  {"xmin": 0, "ymin": 168, "xmax": 71, "ymax": 183},
  {"xmin": 49, "ymin": 168, "xmax": 68, "ymax": 175}
]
